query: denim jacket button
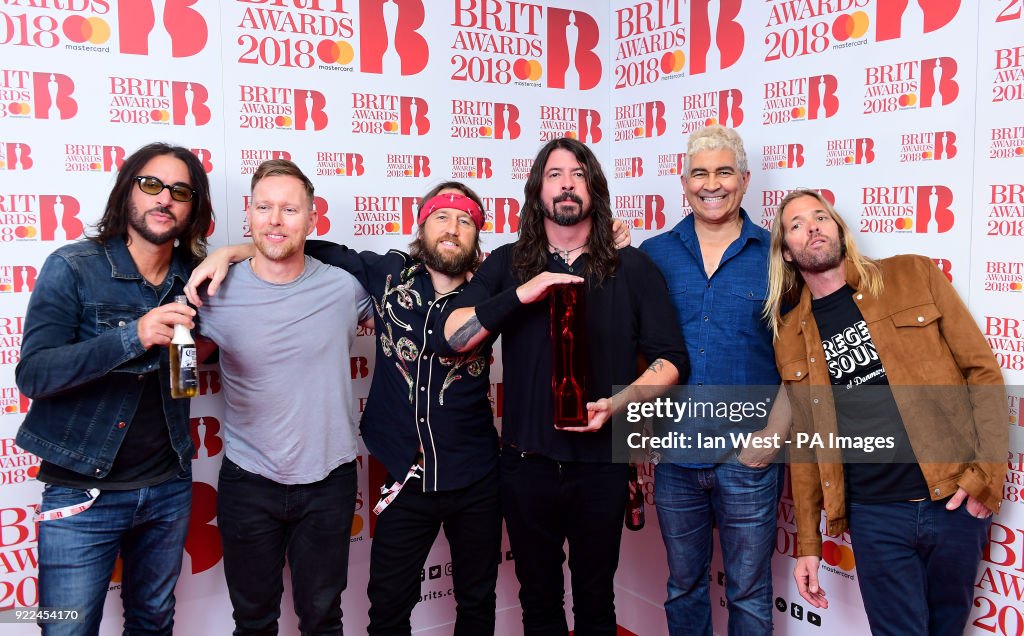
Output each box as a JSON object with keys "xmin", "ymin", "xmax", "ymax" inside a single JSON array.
[{"xmin": 118, "ymin": 321, "xmax": 125, "ymax": 327}]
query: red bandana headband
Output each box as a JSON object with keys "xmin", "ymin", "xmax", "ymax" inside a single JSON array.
[{"xmin": 418, "ymin": 193, "xmax": 485, "ymax": 229}]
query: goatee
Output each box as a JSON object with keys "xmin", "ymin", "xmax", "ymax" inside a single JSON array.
[{"xmin": 544, "ymin": 192, "xmax": 588, "ymax": 227}]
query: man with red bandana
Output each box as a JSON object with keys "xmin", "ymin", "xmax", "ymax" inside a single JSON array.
[{"xmin": 189, "ymin": 181, "xmax": 501, "ymax": 635}]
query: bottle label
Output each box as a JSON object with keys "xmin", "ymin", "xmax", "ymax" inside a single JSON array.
[{"xmin": 178, "ymin": 345, "xmax": 198, "ymax": 388}]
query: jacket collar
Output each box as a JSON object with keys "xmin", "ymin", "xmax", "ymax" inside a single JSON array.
[{"xmin": 104, "ymin": 236, "xmax": 189, "ymax": 284}]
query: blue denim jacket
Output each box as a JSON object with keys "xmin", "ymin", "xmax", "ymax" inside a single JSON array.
[{"xmin": 15, "ymin": 237, "xmax": 195, "ymax": 478}]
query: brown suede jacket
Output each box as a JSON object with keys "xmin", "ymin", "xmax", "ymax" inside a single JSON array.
[{"xmin": 775, "ymin": 254, "xmax": 1007, "ymax": 557}]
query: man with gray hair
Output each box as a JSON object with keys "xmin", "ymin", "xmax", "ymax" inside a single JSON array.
[{"xmin": 640, "ymin": 125, "xmax": 784, "ymax": 635}]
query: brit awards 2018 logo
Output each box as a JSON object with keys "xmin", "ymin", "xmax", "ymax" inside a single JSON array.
[
  {"xmin": 235, "ymin": 0, "xmax": 355, "ymax": 71},
  {"xmin": 481, "ymin": 197, "xmax": 520, "ymax": 233},
  {"xmin": 765, "ymin": 0, "xmax": 870, "ymax": 61},
  {"xmin": 386, "ymin": 154, "xmax": 430, "ymax": 178},
  {"xmin": 875, "ymin": 0, "xmax": 959, "ymax": 41},
  {"xmin": 614, "ymin": 157, "xmax": 644, "ymax": 179},
  {"xmin": 0, "ymin": 266, "xmax": 36, "ymax": 293},
  {"xmin": 360, "ymin": 0, "xmax": 428, "ymax": 76},
  {"xmin": 615, "ymin": 100, "xmax": 665, "ymax": 141},
  {"xmin": 450, "ymin": 2, "xmax": 600, "ymax": 90},
  {"xmin": 984, "ymin": 316, "xmax": 1024, "ymax": 371},
  {"xmin": 241, "ymin": 84, "xmax": 327, "ymax": 131},
  {"xmin": 899, "ymin": 131, "xmax": 957, "ymax": 162},
  {"xmin": 450, "ymin": 100, "xmax": 517, "ymax": 139},
  {"xmin": 994, "ymin": 47, "xmax": 1024, "ymax": 104},
  {"xmin": 0, "ymin": 315, "xmax": 23, "ymax": 367},
  {"xmin": 316, "ymin": 152, "xmax": 364, "ymax": 177},
  {"xmin": 613, "ymin": 0, "xmax": 686, "ymax": 88},
  {"xmin": 859, "ymin": 185, "xmax": 954, "ymax": 234},
  {"xmin": 984, "ymin": 260, "xmax": 1024, "ymax": 293},
  {"xmin": 762, "ymin": 144, "xmax": 805, "ymax": 170},
  {"xmin": 614, "ymin": 195, "xmax": 665, "ymax": 230},
  {"xmin": 451, "ymin": 156, "xmax": 492, "ymax": 179},
  {"xmin": 510, "ymin": 157, "xmax": 533, "ymax": 180},
  {"xmin": 0, "ymin": 70, "xmax": 77, "ymax": 120},
  {"xmin": 679, "ymin": 89, "xmax": 742, "ymax": 132},
  {"xmin": 863, "ymin": 57, "xmax": 958, "ymax": 114},
  {"xmin": 239, "ymin": 149, "xmax": 292, "ymax": 175},
  {"xmin": 109, "ymin": 76, "xmax": 210, "ymax": 125},
  {"xmin": 0, "ymin": 1, "xmax": 112, "ymax": 51},
  {"xmin": 538, "ymin": 106, "xmax": 600, "ymax": 142},
  {"xmin": 763, "ymin": 75, "xmax": 838, "ymax": 124},
  {"xmin": 614, "ymin": 0, "xmax": 740, "ymax": 87},
  {"xmin": 825, "ymin": 137, "xmax": 874, "ymax": 166},
  {"xmin": 0, "ymin": 143, "xmax": 32, "ymax": 170},
  {"xmin": 0, "ymin": 194, "xmax": 83, "ymax": 242},
  {"xmin": 119, "ymin": 0, "xmax": 208, "ymax": 57},
  {"xmin": 658, "ymin": 152, "xmax": 685, "ymax": 176},
  {"xmin": 990, "ymin": 127, "xmax": 1024, "ymax": 159},
  {"xmin": 352, "ymin": 93, "xmax": 426, "ymax": 135},
  {"xmin": 351, "ymin": 195, "xmax": 419, "ymax": 236},
  {"xmin": 762, "ymin": 188, "xmax": 835, "ymax": 229},
  {"xmin": 988, "ymin": 184, "xmax": 1024, "ymax": 238},
  {"xmin": 63, "ymin": 144, "xmax": 124, "ymax": 172}
]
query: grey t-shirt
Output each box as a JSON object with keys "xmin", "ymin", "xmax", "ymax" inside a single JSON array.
[{"xmin": 200, "ymin": 256, "xmax": 372, "ymax": 484}]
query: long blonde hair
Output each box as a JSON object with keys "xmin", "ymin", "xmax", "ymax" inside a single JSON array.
[{"xmin": 763, "ymin": 189, "xmax": 884, "ymax": 337}]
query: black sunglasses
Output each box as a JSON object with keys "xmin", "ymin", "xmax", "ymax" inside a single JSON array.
[{"xmin": 134, "ymin": 176, "xmax": 195, "ymax": 203}]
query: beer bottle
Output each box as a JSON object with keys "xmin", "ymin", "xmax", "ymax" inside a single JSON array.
[
  {"xmin": 169, "ymin": 295, "xmax": 198, "ymax": 399},
  {"xmin": 625, "ymin": 463, "xmax": 645, "ymax": 531}
]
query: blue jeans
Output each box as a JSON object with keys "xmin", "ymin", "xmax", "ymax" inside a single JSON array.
[
  {"xmin": 218, "ymin": 457, "xmax": 357, "ymax": 636},
  {"xmin": 848, "ymin": 498, "xmax": 991, "ymax": 636},
  {"xmin": 37, "ymin": 474, "xmax": 192, "ymax": 636},
  {"xmin": 654, "ymin": 462, "xmax": 781, "ymax": 636}
]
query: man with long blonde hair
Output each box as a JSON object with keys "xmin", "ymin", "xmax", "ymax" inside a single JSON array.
[{"xmin": 767, "ymin": 188, "xmax": 1006, "ymax": 635}]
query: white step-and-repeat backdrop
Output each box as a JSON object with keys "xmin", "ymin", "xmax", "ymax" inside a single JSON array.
[{"xmin": 0, "ymin": 1, "xmax": 1021, "ymax": 634}]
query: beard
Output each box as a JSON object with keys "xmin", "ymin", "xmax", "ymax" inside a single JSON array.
[
  {"xmin": 544, "ymin": 192, "xmax": 589, "ymax": 227},
  {"xmin": 788, "ymin": 237, "xmax": 844, "ymax": 274},
  {"xmin": 421, "ymin": 235, "xmax": 477, "ymax": 276},
  {"xmin": 128, "ymin": 203, "xmax": 186, "ymax": 246},
  {"xmin": 253, "ymin": 234, "xmax": 302, "ymax": 262}
]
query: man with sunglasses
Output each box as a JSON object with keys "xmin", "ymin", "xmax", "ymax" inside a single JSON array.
[{"xmin": 15, "ymin": 142, "xmax": 214, "ymax": 635}]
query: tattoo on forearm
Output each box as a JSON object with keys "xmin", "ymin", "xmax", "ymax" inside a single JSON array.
[
  {"xmin": 449, "ymin": 314, "xmax": 483, "ymax": 349},
  {"xmin": 644, "ymin": 359, "xmax": 665, "ymax": 376}
]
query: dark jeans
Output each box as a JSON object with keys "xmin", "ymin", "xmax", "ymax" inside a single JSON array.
[
  {"xmin": 367, "ymin": 467, "xmax": 500, "ymax": 635},
  {"xmin": 848, "ymin": 498, "xmax": 992, "ymax": 636},
  {"xmin": 499, "ymin": 449, "xmax": 629, "ymax": 636},
  {"xmin": 218, "ymin": 457, "xmax": 357, "ymax": 636},
  {"xmin": 37, "ymin": 474, "xmax": 192, "ymax": 636}
]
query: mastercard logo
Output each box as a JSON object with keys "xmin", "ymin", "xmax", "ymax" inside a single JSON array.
[
  {"xmin": 513, "ymin": 59, "xmax": 543, "ymax": 81},
  {"xmin": 899, "ymin": 93, "xmax": 918, "ymax": 107},
  {"xmin": 791, "ymin": 106, "xmax": 807, "ymax": 119},
  {"xmin": 149, "ymin": 110, "xmax": 171, "ymax": 122},
  {"xmin": 832, "ymin": 11, "xmax": 870, "ymax": 41},
  {"xmin": 63, "ymin": 16, "xmax": 111, "ymax": 45},
  {"xmin": 893, "ymin": 217, "xmax": 915, "ymax": 230},
  {"xmin": 821, "ymin": 540, "xmax": 855, "ymax": 571},
  {"xmin": 6, "ymin": 103, "xmax": 31, "ymax": 115},
  {"xmin": 13, "ymin": 226, "xmax": 37, "ymax": 239},
  {"xmin": 274, "ymin": 115, "xmax": 294, "ymax": 128},
  {"xmin": 660, "ymin": 50, "xmax": 685, "ymax": 74},
  {"xmin": 318, "ymin": 40, "xmax": 355, "ymax": 65},
  {"xmin": 351, "ymin": 513, "xmax": 363, "ymax": 536}
]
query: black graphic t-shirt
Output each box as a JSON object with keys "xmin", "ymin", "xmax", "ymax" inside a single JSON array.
[{"xmin": 811, "ymin": 285, "xmax": 928, "ymax": 503}]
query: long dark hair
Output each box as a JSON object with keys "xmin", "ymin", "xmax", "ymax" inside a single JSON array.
[
  {"xmin": 92, "ymin": 142, "xmax": 214, "ymax": 265},
  {"xmin": 409, "ymin": 180, "xmax": 484, "ymax": 271},
  {"xmin": 514, "ymin": 137, "xmax": 617, "ymax": 284}
]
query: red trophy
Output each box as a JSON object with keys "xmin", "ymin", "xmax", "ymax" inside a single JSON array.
[{"xmin": 551, "ymin": 284, "xmax": 588, "ymax": 428}]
